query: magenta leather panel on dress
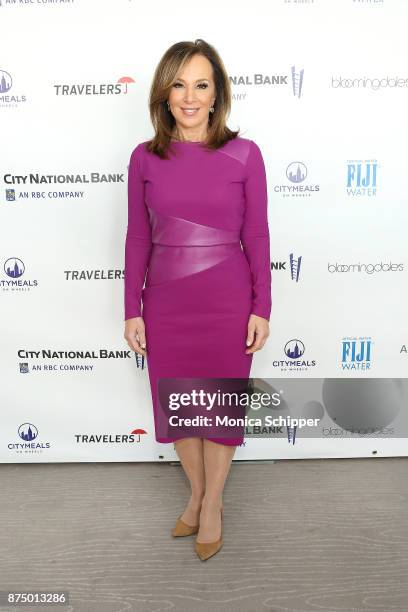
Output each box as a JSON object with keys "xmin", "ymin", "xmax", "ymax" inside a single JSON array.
[
  {"xmin": 146, "ymin": 242, "xmax": 242, "ymax": 287},
  {"xmin": 145, "ymin": 208, "xmax": 243, "ymax": 287},
  {"xmin": 147, "ymin": 208, "xmax": 240, "ymax": 246}
]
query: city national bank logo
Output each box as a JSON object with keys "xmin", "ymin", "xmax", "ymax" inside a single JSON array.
[
  {"xmin": 291, "ymin": 65, "xmax": 304, "ymax": 98},
  {"xmin": 4, "ymin": 170, "xmax": 124, "ymax": 201},
  {"xmin": 0, "ymin": 69, "xmax": 27, "ymax": 109},
  {"xmin": 274, "ymin": 161, "xmax": 320, "ymax": 198},
  {"xmin": 18, "ymin": 347, "xmax": 135, "ymax": 374},
  {"xmin": 341, "ymin": 336, "xmax": 373, "ymax": 370},
  {"xmin": 273, "ymin": 338, "xmax": 316, "ymax": 372},
  {"xmin": 229, "ymin": 65, "xmax": 304, "ymax": 98},
  {"xmin": 75, "ymin": 427, "xmax": 148, "ymax": 445},
  {"xmin": 54, "ymin": 76, "xmax": 135, "ymax": 96},
  {"xmin": 271, "ymin": 252, "xmax": 303, "ymax": 282},
  {"xmin": 2, "ymin": 257, "xmax": 38, "ymax": 293},
  {"xmin": 346, "ymin": 160, "xmax": 378, "ymax": 196},
  {"xmin": 8, "ymin": 423, "xmax": 51, "ymax": 455}
]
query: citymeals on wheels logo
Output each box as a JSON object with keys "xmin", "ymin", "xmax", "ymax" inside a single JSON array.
[
  {"xmin": 0, "ymin": 69, "xmax": 27, "ymax": 108},
  {"xmin": 53, "ymin": 76, "xmax": 135, "ymax": 96},
  {"xmin": 8, "ymin": 423, "xmax": 51, "ymax": 456},
  {"xmin": 2, "ymin": 256, "xmax": 39, "ymax": 294},
  {"xmin": 341, "ymin": 336, "xmax": 373, "ymax": 371}
]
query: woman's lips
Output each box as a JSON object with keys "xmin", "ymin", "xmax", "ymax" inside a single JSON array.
[{"xmin": 181, "ymin": 108, "xmax": 199, "ymax": 116}]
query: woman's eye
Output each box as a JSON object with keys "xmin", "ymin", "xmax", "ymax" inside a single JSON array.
[{"xmin": 172, "ymin": 82, "xmax": 208, "ymax": 88}]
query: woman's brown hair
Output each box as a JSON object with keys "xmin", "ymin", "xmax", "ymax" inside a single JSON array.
[{"xmin": 146, "ymin": 38, "xmax": 240, "ymax": 159}]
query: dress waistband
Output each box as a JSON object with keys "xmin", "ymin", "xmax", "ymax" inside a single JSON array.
[{"xmin": 147, "ymin": 208, "xmax": 240, "ymax": 246}]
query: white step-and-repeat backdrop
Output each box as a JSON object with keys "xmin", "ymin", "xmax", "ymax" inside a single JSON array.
[{"xmin": 2, "ymin": 0, "xmax": 407, "ymax": 462}]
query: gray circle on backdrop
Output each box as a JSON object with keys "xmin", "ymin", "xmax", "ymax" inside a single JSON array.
[{"xmin": 322, "ymin": 378, "xmax": 403, "ymax": 433}]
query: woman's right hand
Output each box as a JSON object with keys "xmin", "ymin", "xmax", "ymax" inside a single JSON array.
[{"xmin": 124, "ymin": 317, "xmax": 147, "ymax": 357}]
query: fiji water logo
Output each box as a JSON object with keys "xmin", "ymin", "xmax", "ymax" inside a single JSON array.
[
  {"xmin": 291, "ymin": 65, "xmax": 304, "ymax": 98},
  {"xmin": 341, "ymin": 336, "xmax": 373, "ymax": 370},
  {"xmin": 0, "ymin": 70, "xmax": 12, "ymax": 93},
  {"xmin": 346, "ymin": 159, "xmax": 378, "ymax": 196},
  {"xmin": 4, "ymin": 257, "xmax": 24, "ymax": 278}
]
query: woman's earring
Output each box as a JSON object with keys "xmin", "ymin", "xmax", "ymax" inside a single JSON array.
[
  {"xmin": 167, "ymin": 100, "xmax": 170, "ymax": 110},
  {"xmin": 209, "ymin": 105, "xmax": 215, "ymax": 113}
]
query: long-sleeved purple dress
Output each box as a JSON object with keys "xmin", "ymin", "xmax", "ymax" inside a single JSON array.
[{"xmin": 124, "ymin": 136, "xmax": 271, "ymax": 446}]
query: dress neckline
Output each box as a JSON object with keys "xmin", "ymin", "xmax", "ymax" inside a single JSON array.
[{"xmin": 170, "ymin": 139, "xmax": 204, "ymax": 144}]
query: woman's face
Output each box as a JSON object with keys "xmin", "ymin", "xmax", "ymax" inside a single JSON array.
[{"xmin": 168, "ymin": 54, "xmax": 216, "ymax": 137}]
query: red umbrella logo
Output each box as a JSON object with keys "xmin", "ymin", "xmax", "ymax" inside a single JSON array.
[
  {"xmin": 131, "ymin": 428, "xmax": 147, "ymax": 442},
  {"xmin": 117, "ymin": 76, "xmax": 135, "ymax": 94}
]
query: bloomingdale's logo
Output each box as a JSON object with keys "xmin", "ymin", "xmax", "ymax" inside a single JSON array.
[
  {"xmin": 328, "ymin": 261, "xmax": 404, "ymax": 274},
  {"xmin": 53, "ymin": 76, "xmax": 135, "ymax": 96},
  {"xmin": 332, "ymin": 75, "xmax": 407, "ymax": 90}
]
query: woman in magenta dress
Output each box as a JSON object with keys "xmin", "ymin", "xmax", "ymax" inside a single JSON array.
[{"xmin": 124, "ymin": 39, "xmax": 271, "ymax": 560}]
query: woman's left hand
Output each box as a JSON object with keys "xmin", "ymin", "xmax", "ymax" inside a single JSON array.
[{"xmin": 245, "ymin": 314, "xmax": 270, "ymax": 354}]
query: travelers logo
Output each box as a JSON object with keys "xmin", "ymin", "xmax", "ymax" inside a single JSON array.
[{"xmin": 53, "ymin": 76, "xmax": 135, "ymax": 96}]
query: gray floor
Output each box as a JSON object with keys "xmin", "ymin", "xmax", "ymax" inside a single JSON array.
[{"xmin": 1, "ymin": 457, "xmax": 407, "ymax": 612}]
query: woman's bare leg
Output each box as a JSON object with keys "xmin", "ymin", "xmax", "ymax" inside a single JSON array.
[
  {"xmin": 173, "ymin": 437, "xmax": 206, "ymax": 526},
  {"xmin": 197, "ymin": 439, "xmax": 237, "ymax": 542}
]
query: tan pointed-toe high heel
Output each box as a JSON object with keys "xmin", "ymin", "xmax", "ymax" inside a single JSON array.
[
  {"xmin": 171, "ymin": 514, "xmax": 199, "ymax": 537},
  {"xmin": 194, "ymin": 507, "xmax": 223, "ymax": 561}
]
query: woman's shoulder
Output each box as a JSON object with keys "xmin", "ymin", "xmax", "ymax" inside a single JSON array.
[
  {"xmin": 131, "ymin": 140, "xmax": 151, "ymax": 156},
  {"xmin": 219, "ymin": 135, "xmax": 257, "ymax": 166}
]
